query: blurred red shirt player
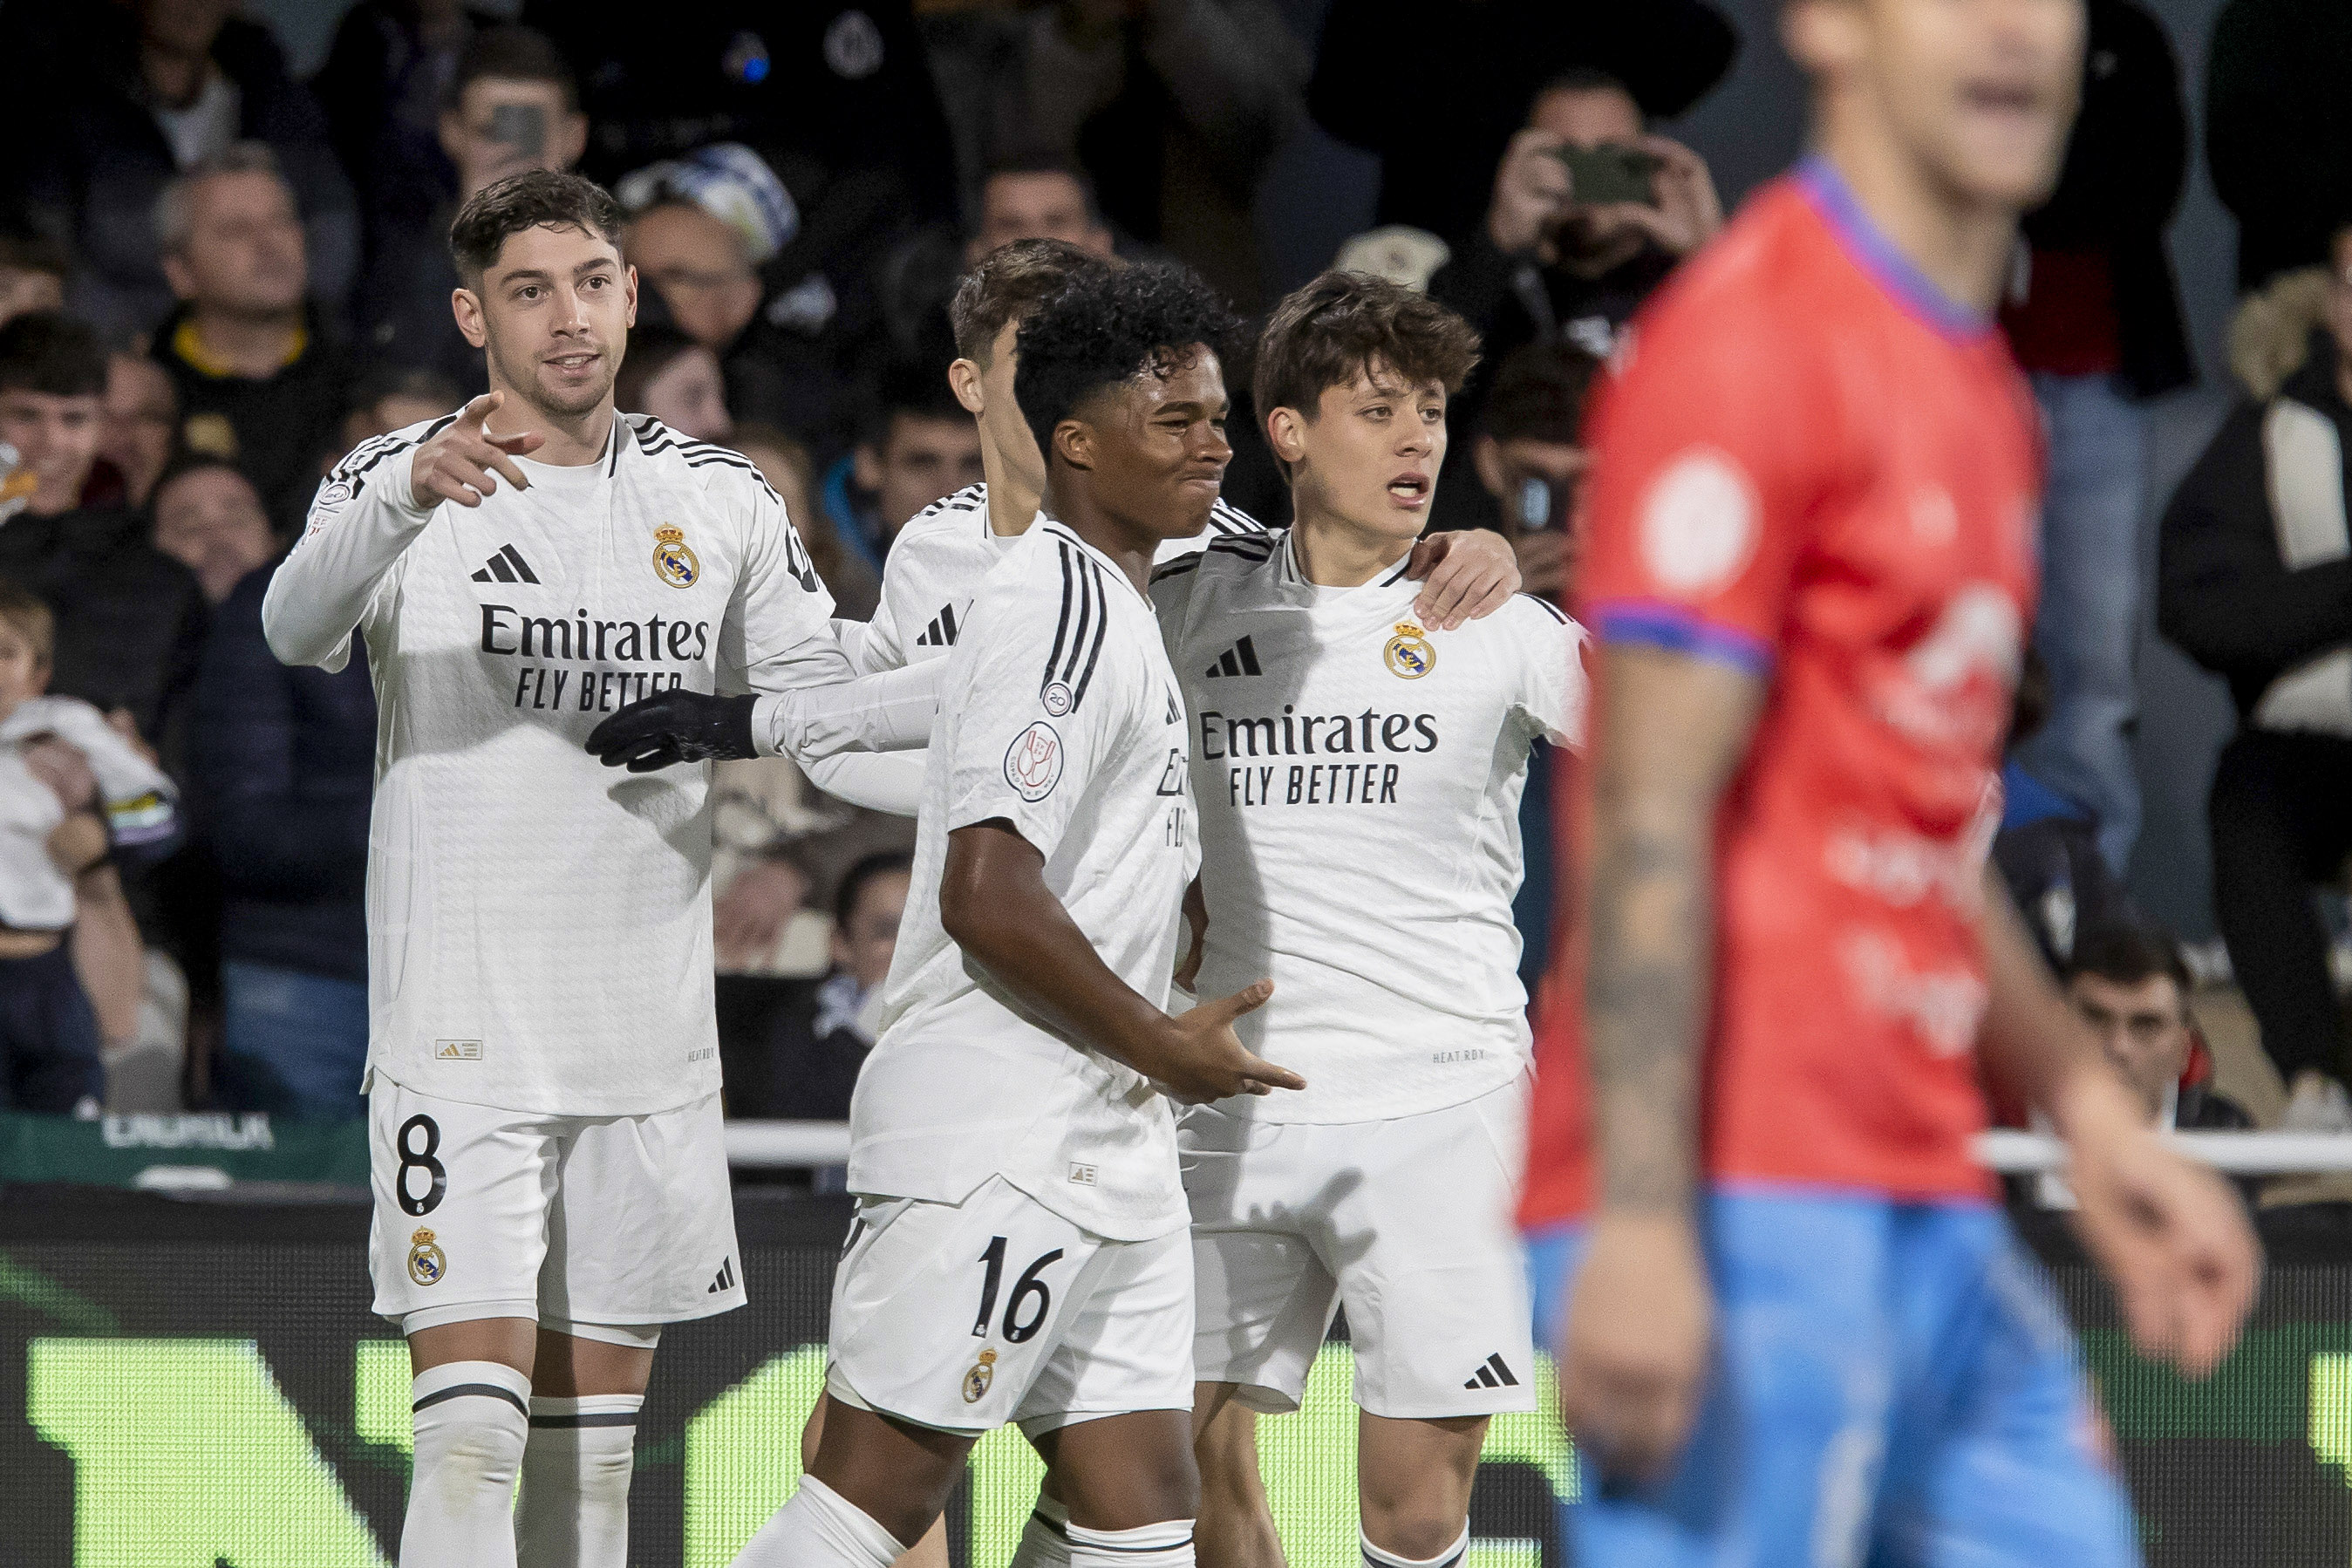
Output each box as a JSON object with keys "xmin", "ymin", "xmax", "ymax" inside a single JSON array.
[{"xmin": 1517, "ymin": 1, "xmax": 2257, "ymax": 1563}]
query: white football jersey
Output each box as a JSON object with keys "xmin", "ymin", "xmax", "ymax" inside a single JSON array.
[
  {"xmin": 810, "ymin": 484, "xmax": 1264, "ymax": 814},
  {"xmin": 263, "ymin": 414, "xmax": 848, "ymax": 1117},
  {"xmin": 1153, "ymin": 529, "xmax": 1586, "ymax": 1122},
  {"xmin": 851, "ymin": 520, "xmax": 1202, "ymax": 1241}
]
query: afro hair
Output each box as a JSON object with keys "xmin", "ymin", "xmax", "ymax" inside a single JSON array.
[{"xmin": 1012, "ymin": 261, "xmax": 1240, "ymax": 466}]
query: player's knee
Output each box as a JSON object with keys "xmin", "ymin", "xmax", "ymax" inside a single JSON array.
[
  {"xmin": 1359, "ymin": 1483, "xmax": 1472, "ymax": 1565},
  {"xmin": 419, "ymin": 1402, "xmax": 529, "ymax": 1493}
]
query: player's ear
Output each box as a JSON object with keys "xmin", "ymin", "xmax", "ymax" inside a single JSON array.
[
  {"xmin": 1053, "ymin": 418, "xmax": 1094, "ymax": 472},
  {"xmin": 948, "ymin": 358, "xmax": 986, "ymax": 417},
  {"xmin": 452, "ymin": 286, "xmax": 488, "ymax": 350},
  {"xmin": 623, "ymin": 262, "xmax": 639, "ymax": 331},
  {"xmin": 1265, "ymin": 406, "xmax": 1308, "ymax": 467}
]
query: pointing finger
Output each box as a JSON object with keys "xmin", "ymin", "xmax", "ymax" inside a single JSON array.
[
  {"xmin": 1238, "ymin": 1054, "xmax": 1306, "ymax": 1093},
  {"xmin": 456, "ymin": 390, "xmax": 502, "ymax": 430}
]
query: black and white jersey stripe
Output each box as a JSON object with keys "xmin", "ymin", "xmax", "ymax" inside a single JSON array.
[
  {"xmin": 1520, "ymin": 592, "xmax": 1571, "ymax": 624},
  {"xmin": 1044, "ymin": 535, "xmax": 1113, "ymax": 712},
  {"xmin": 324, "ymin": 415, "xmax": 456, "ymax": 499},
  {"xmin": 1206, "ymin": 499, "xmax": 1262, "ymax": 536}
]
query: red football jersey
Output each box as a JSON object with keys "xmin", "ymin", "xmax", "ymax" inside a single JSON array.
[{"xmin": 1522, "ymin": 160, "xmax": 2042, "ymax": 1224}]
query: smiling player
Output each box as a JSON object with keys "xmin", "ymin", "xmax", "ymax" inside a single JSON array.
[{"xmin": 1153, "ymin": 271, "xmax": 1583, "ymax": 1568}]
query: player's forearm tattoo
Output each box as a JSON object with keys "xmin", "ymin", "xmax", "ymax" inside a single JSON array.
[{"xmin": 1584, "ymin": 812, "xmax": 1709, "ymax": 1213}]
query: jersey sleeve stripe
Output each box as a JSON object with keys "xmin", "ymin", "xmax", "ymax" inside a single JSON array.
[
  {"xmin": 1059, "ymin": 554, "xmax": 1099, "ymax": 687},
  {"xmin": 1046, "ymin": 541, "xmax": 1080, "ymax": 686},
  {"xmin": 1520, "ymin": 592, "xmax": 1571, "ymax": 624},
  {"xmin": 1149, "ymin": 557, "xmax": 1202, "ymax": 583},
  {"xmin": 1066, "ymin": 564, "xmax": 1111, "ymax": 710},
  {"xmin": 1592, "ymin": 599, "xmax": 1772, "ymax": 676}
]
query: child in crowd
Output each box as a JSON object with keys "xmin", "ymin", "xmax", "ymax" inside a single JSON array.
[{"xmin": 0, "ymin": 583, "xmax": 179, "ymax": 1112}]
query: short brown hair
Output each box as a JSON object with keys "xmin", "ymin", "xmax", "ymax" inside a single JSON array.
[
  {"xmin": 1252, "ymin": 270, "xmax": 1482, "ymax": 424},
  {"xmin": 0, "ymin": 581, "xmax": 54, "ymax": 667},
  {"xmin": 450, "ymin": 170, "xmax": 623, "ymax": 287},
  {"xmin": 950, "ymin": 239, "xmax": 1114, "ymax": 363}
]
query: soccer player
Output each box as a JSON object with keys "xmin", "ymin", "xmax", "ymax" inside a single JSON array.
[
  {"xmin": 1520, "ymin": 1, "xmax": 2260, "ymax": 1562},
  {"xmin": 807, "ymin": 239, "xmax": 1521, "ymax": 819},
  {"xmin": 1156, "ymin": 271, "xmax": 1584, "ymax": 1568},
  {"xmin": 731, "ymin": 262, "xmax": 1297, "ymax": 1568},
  {"xmin": 262, "ymin": 170, "xmax": 931, "ymax": 1568}
]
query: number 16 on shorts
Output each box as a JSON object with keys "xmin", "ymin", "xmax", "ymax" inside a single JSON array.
[{"xmin": 828, "ymin": 1178, "xmax": 1118, "ymax": 1434}]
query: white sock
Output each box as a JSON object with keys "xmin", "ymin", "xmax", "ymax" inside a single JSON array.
[
  {"xmin": 730, "ymin": 1474, "xmax": 905, "ymax": 1568},
  {"xmin": 1066, "ymin": 1517, "xmax": 1196, "ymax": 1568},
  {"xmin": 1362, "ymin": 1524, "xmax": 1470, "ymax": 1568},
  {"xmin": 1009, "ymin": 1491, "xmax": 1074, "ymax": 1567},
  {"xmin": 402, "ymin": 1360, "xmax": 530, "ymax": 1568},
  {"xmin": 515, "ymin": 1394, "xmax": 641, "ymax": 1568}
]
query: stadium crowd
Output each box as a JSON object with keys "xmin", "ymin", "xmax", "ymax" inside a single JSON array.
[{"xmin": 0, "ymin": 0, "xmax": 2335, "ymax": 1173}]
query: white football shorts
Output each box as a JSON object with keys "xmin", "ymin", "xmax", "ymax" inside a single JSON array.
[
  {"xmin": 366, "ymin": 1078, "xmax": 746, "ymax": 1333},
  {"xmin": 1183, "ymin": 1074, "xmax": 1536, "ymax": 1419},
  {"xmin": 826, "ymin": 1175, "xmax": 1193, "ymax": 1437}
]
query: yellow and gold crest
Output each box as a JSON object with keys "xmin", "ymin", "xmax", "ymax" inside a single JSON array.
[
  {"xmin": 407, "ymin": 1227, "xmax": 447, "ymax": 1288},
  {"xmin": 1383, "ymin": 621, "xmax": 1435, "ymax": 680},
  {"xmin": 962, "ymin": 1347, "xmax": 997, "ymax": 1404},
  {"xmin": 652, "ymin": 524, "xmax": 699, "ymax": 589}
]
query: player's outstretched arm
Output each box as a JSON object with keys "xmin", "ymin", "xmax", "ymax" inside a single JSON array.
[
  {"xmin": 584, "ymin": 661, "xmax": 949, "ymax": 774},
  {"xmin": 1558, "ymin": 641, "xmax": 1762, "ymax": 1485},
  {"xmin": 1977, "ymin": 876, "xmax": 2260, "ymax": 1377},
  {"xmin": 940, "ymin": 820, "xmax": 1302, "ymax": 1103},
  {"xmin": 1402, "ymin": 527, "xmax": 1521, "ymax": 631},
  {"xmin": 263, "ymin": 392, "xmax": 542, "ymax": 669}
]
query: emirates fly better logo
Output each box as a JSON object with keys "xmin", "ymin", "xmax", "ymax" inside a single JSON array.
[{"xmin": 1005, "ymin": 721, "xmax": 1063, "ymax": 801}]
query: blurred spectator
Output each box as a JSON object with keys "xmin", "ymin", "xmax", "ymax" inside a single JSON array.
[
  {"xmin": 100, "ymin": 350, "xmax": 180, "ymax": 510},
  {"xmin": 627, "ymin": 198, "xmax": 764, "ymax": 354},
  {"xmin": 2158, "ymin": 217, "xmax": 2352, "ymax": 1132},
  {"xmin": 357, "ymin": 24, "xmax": 584, "ymax": 392},
  {"xmin": 153, "ymin": 145, "xmax": 355, "ymax": 534},
  {"xmin": 2206, "ymin": 0, "xmax": 2352, "ymax": 293},
  {"xmin": 733, "ymin": 420, "xmax": 879, "ymax": 618},
  {"xmin": 1473, "ymin": 342, "xmax": 1601, "ymax": 606},
  {"xmin": 0, "ymin": 236, "xmax": 72, "ymax": 330},
  {"xmin": 967, "ymin": 159, "xmax": 1120, "ymax": 267},
  {"xmin": 726, "ymin": 849, "xmax": 911, "ymax": 1121},
  {"xmin": 1994, "ymin": 651, "xmax": 2131, "ymax": 976},
  {"xmin": 0, "ymin": 583, "xmax": 181, "ymax": 1115},
  {"xmin": 1428, "ymin": 70, "xmax": 1718, "ymax": 533},
  {"xmin": 1999, "ymin": 0, "xmax": 2192, "ymax": 876},
  {"xmin": 615, "ymin": 324, "xmax": 734, "ymax": 444},
  {"xmin": 338, "ymin": 366, "xmax": 464, "ymax": 458},
  {"xmin": 822, "ymin": 358, "xmax": 984, "ymax": 581},
  {"xmin": 149, "ymin": 453, "xmax": 276, "ymax": 606},
  {"xmin": 5, "ymin": 0, "xmax": 358, "ymax": 339},
  {"xmin": 194, "ymin": 560, "xmax": 375, "ymax": 1121},
  {"xmin": 2064, "ymin": 921, "xmax": 2252, "ymax": 1132},
  {"xmin": 970, "ymin": 0, "xmax": 1307, "ymax": 308},
  {"xmin": 1311, "ymin": 0, "xmax": 1735, "ymax": 242},
  {"xmin": 0, "ymin": 313, "xmax": 206, "ymax": 747}
]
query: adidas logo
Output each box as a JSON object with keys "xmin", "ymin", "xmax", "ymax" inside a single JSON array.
[
  {"xmin": 914, "ymin": 603, "xmax": 962, "ymax": 648},
  {"xmin": 1203, "ymin": 635, "xmax": 1262, "ymax": 678},
  {"xmin": 707, "ymin": 1256, "xmax": 736, "ymax": 1294},
  {"xmin": 471, "ymin": 544, "xmax": 541, "ymax": 584},
  {"xmin": 1463, "ymin": 1353, "xmax": 1519, "ymax": 1391}
]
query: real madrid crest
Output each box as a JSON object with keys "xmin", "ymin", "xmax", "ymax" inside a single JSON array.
[
  {"xmin": 1383, "ymin": 621, "xmax": 1435, "ymax": 679},
  {"xmin": 408, "ymin": 1227, "xmax": 447, "ymax": 1287},
  {"xmin": 963, "ymin": 1347, "xmax": 997, "ymax": 1403},
  {"xmin": 652, "ymin": 523, "xmax": 699, "ymax": 589}
]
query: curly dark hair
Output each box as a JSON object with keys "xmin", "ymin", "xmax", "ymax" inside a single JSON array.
[
  {"xmin": 1012, "ymin": 261, "xmax": 1240, "ymax": 466},
  {"xmin": 449, "ymin": 169, "xmax": 623, "ymax": 286},
  {"xmin": 1253, "ymin": 270, "xmax": 1482, "ymax": 425}
]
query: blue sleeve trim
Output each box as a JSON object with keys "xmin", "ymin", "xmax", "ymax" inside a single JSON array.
[{"xmin": 1592, "ymin": 601, "xmax": 1773, "ymax": 677}]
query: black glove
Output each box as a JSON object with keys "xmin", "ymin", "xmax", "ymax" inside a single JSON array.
[{"xmin": 586, "ymin": 690, "xmax": 760, "ymax": 773}]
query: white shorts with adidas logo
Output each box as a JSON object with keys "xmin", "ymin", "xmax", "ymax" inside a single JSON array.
[
  {"xmin": 1183, "ymin": 1074, "xmax": 1537, "ymax": 1419},
  {"xmin": 365, "ymin": 1077, "xmax": 746, "ymax": 1336}
]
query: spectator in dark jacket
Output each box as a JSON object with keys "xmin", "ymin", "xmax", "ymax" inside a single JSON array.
[
  {"xmin": 0, "ymin": 313, "xmax": 206, "ymax": 749},
  {"xmin": 725, "ymin": 850, "xmax": 910, "ymax": 1121},
  {"xmin": 152, "ymin": 145, "xmax": 354, "ymax": 535},
  {"xmin": 1997, "ymin": 0, "xmax": 2191, "ymax": 879},
  {"xmin": 2066, "ymin": 921, "xmax": 2253, "ymax": 1134},
  {"xmin": 2206, "ymin": 0, "xmax": 2352, "ymax": 294},
  {"xmin": 355, "ymin": 24, "xmax": 587, "ymax": 398},
  {"xmin": 3, "ymin": 1, "xmax": 358, "ymax": 338},
  {"xmin": 149, "ymin": 453, "xmax": 279, "ymax": 608},
  {"xmin": 1311, "ymin": 0, "xmax": 1735, "ymax": 243},
  {"xmin": 194, "ymin": 560, "xmax": 375, "ymax": 1121},
  {"xmin": 2158, "ymin": 219, "xmax": 2352, "ymax": 1132}
]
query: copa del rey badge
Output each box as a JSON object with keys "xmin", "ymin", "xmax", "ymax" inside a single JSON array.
[{"xmin": 652, "ymin": 523, "xmax": 699, "ymax": 588}]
